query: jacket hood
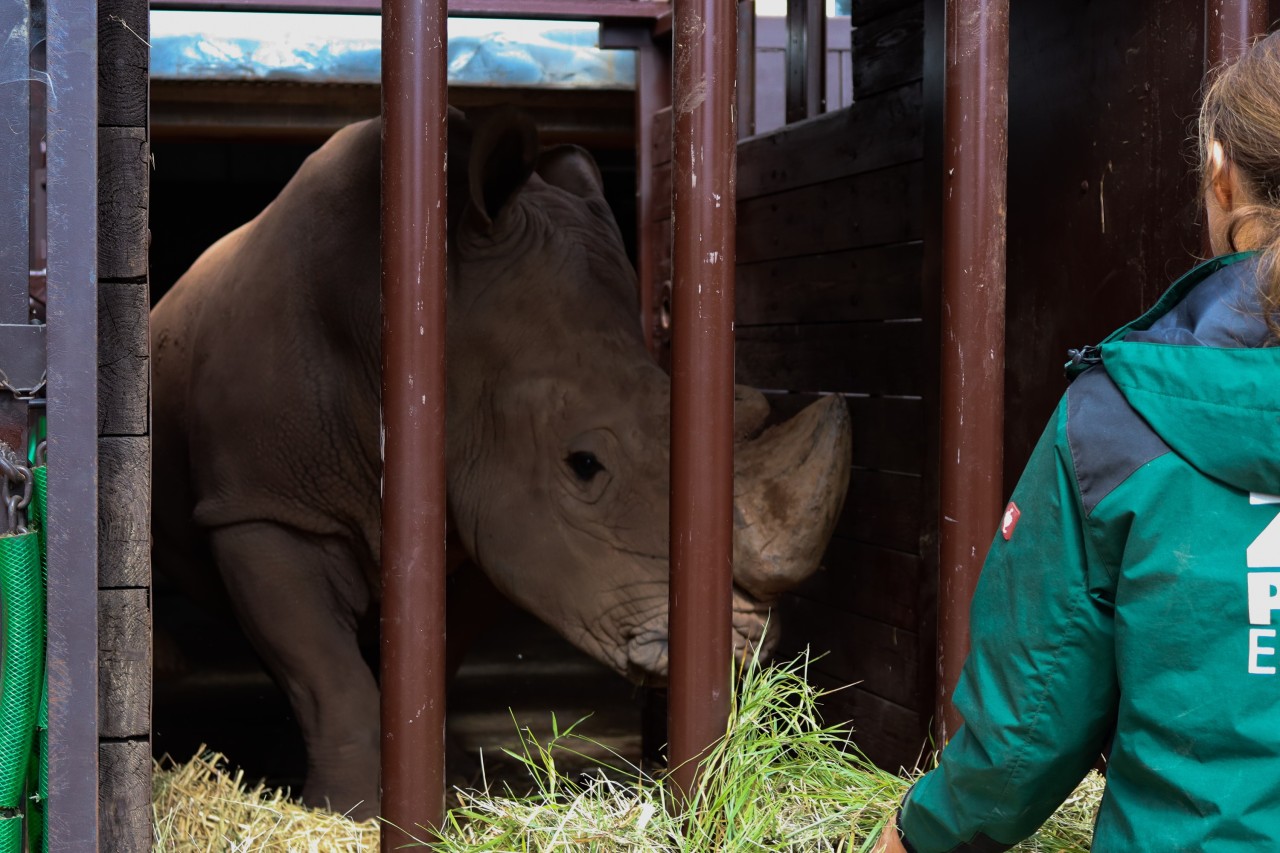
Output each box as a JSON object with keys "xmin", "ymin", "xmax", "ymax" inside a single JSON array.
[{"xmin": 1096, "ymin": 253, "xmax": 1280, "ymax": 495}]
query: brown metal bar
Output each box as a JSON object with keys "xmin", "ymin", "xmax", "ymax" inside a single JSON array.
[
  {"xmin": 380, "ymin": 0, "xmax": 449, "ymax": 842},
  {"xmin": 737, "ymin": 0, "xmax": 756, "ymax": 139},
  {"xmin": 45, "ymin": 0, "xmax": 102, "ymax": 847},
  {"xmin": 784, "ymin": 0, "xmax": 824, "ymax": 123},
  {"xmin": 668, "ymin": 0, "xmax": 736, "ymax": 804},
  {"xmin": 600, "ymin": 23, "xmax": 672, "ymax": 351},
  {"xmin": 935, "ymin": 0, "xmax": 1009, "ymax": 744},
  {"xmin": 153, "ymin": 0, "xmax": 670, "ymax": 21},
  {"xmin": 1205, "ymin": 0, "xmax": 1269, "ymax": 69}
]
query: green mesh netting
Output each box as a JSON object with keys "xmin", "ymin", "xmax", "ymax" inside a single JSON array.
[
  {"xmin": 0, "ymin": 816, "xmax": 20, "ymax": 850},
  {"xmin": 30, "ymin": 464, "xmax": 47, "ymax": 852},
  {"xmin": 0, "ymin": 531, "xmax": 43, "ymax": 813},
  {"xmin": 29, "ymin": 466, "xmax": 45, "ymax": 568}
]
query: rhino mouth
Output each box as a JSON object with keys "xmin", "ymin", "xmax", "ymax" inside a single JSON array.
[
  {"xmin": 622, "ymin": 588, "xmax": 778, "ymax": 687},
  {"xmin": 625, "ymin": 630, "xmax": 669, "ymax": 685}
]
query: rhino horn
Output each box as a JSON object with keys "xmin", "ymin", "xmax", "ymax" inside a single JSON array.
[
  {"xmin": 734, "ymin": 384, "xmax": 771, "ymax": 442},
  {"xmin": 732, "ymin": 395, "xmax": 852, "ymax": 601}
]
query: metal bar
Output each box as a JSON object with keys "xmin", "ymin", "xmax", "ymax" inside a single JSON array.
[
  {"xmin": 599, "ymin": 22, "xmax": 675, "ymax": 348},
  {"xmin": 784, "ymin": 0, "xmax": 824, "ymax": 123},
  {"xmin": 380, "ymin": 0, "xmax": 449, "ymax": 843},
  {"xmin": 737, "ymin": 0, "xmax": 755, "ymax": 139},
  {"xmin": 45, "ymin": 0, "xmax": 101, "ymax": 848},
  {"xmin": 1205, "ymin": 0, "xmax": 1268, "ymax": 69},
  {"xmin": 935, "ymin": 0, "xmax": 1008, "ymax": 744},
  {"xmin": 1, "ymin": 0, "xmax": 30, "ymax": 325},
  {"xmin": 668, "ymin": 0, "xmax": 736, "ymax": 804},
  {"xmin": 153, "ymin": 0, "xmax": 670, "ymax": 21}
]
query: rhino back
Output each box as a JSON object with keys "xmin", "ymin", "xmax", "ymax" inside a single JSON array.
[{"xmin": 152, "ymin": 119, "xmax": 386, "ymax": 573}]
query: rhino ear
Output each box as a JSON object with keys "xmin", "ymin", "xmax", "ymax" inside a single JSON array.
[
  {"xmin": 467, "ymin": 108, "xmax": 539, "ymax": 230},
  {"xmin": 536, "ymin": 145, "xmax": 605, "ymax": 200}
]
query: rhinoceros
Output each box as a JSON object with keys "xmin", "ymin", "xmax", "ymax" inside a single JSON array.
[{"xmin": 151, "ymin": 108, "xmax": 851, "ymax": 818}]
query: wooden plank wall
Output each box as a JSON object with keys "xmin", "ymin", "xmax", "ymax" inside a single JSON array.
[
  {"xmin": 97, "ymin": 1, "xmax": 151, "ymax": 849},
  {"xmin": 736, "ymin": 0, "xmax": 931, "ymax": 770}
]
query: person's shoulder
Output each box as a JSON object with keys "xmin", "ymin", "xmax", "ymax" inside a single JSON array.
[{"xmin": 1065, "ymin": 365, "xmax": 1171, "ymax": 517}]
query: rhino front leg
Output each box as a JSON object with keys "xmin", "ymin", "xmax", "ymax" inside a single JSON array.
[{"xmin": 209, "ymin": 522, "xmax": 381, "ymax": 819}]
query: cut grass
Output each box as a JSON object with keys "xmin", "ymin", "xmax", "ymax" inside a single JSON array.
[{"xmin": 153, "ymin": 653, "xmax": 1102, "ymax": 851}]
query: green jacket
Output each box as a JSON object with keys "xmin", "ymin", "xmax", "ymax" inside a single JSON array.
[{"xmin": 899, "ymin": 253, "xmax": 1280, "ymax": 852}]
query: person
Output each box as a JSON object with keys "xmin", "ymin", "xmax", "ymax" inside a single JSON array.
[{"xmin": 875, "ymin": 30, "xmax": 1280, "ymax": 853}]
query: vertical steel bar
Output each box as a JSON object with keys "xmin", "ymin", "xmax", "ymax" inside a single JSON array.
[
  {"xmin": 45, "ymin": 0, "xmax": 100, "ymax": 848},
  {"xmin": 785, "ymin": 0, "xmax": 825, "ymax": 123},
  {"xmin": 1, "ymin": 0, "xmax": 30, "ymax": 323},
  {"xmin": 635, "ymin": 32, "xmax": 671, "ymax": 351},
  {"xmin": 737, "ymin": 0, "xmax": 756, "ymax": 139},
  {"xmin": 668, "ymin": 0, "xmax": 737, "ymax": 804},
  {"xmin": 1206, "ymin": 0, "xmax": 1268, "ymax": 69},
  {"xmin": 380, "ymin": 0, "xmax": 449, "ymax": 842},
  {"xmin": 935, "ymin": 0, "xmax": 1009, "ymax": 744}
]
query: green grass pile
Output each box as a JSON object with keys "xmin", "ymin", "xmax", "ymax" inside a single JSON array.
[{"xmin": 153, "ymin": 653, "xmax": 1103, "ymax": 851}]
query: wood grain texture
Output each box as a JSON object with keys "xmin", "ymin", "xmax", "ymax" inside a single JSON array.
[
  {"xmin": 98, "ymin": 0, "xmax": 149, "ymax": 128},
  {"xmin": 779, "ymin": 596, "xmax": 920, "ymax": 709},
  {"xmin": 852, "ymin": 4, "xmax": 924, "ymax": 99},
  {"xmin": 737, "ymin": 241, "xmax": 923, "ymax": 326},
  {"xmin": 99, "ymin": 588, "xmax": 150, "ymax": 739},
  {"xmin": 807, "ymin": 670, "xmax": 926, "ymax": 771},
  {"xmin": 761, "ymin": 393, "xmax": 925, "ymax": 475},
  {"xmin": 98, "ymin": 437, "xmax": 149, "ymax": 589},
  {"xmin": 810, "ymin": 537, "xmax": 921, "ymax": 628},
  {"xmin": 736, "ymin": 320, "xmax": 925, "ymax": 396},
  {"xmin": 98, "ymin": 127, "xmax": 149, "ymax": 281},
  {"xmin": 99, "ymin": 739, "xmax": 151, "ymax": 853},
  {"xmin": 737, "ymin": 162, "xmax": 922, "ymax": 264},
  {"xmin": 98, "ymin": 9, "xmax": 151, "ymax": 852},
  {"xmin": 737, "ymin": 83, "xmax": 922, "ymax": 199},
  {"xmin": 836, "ymin": 469, "xmax": 923, "ymax": 554},
  {"xmin": 99, "ymin": 282, "xmax": 149, "ymax": 436}
]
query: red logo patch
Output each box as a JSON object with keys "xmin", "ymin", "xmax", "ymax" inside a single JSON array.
[{"xmin": 1001, "ymin": 501, "xmax": 1021, "ymax": 541}]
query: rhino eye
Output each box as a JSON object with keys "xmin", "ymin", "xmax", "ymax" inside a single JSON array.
[{"xmin": 566, "ymin": 451, "xmax": 605, "ymax": 482}]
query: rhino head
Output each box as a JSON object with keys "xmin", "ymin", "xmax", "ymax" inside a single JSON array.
[{"xmin": 445, "ymin": 110, "xmax": 852, "ymax": 685}]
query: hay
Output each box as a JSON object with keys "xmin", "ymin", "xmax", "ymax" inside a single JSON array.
[
  {"xmin": 152, "ymin": 749, "xmax": 379, "ymax": 852},
  {"xmin": 152, "ymin": 656, "xmax": 1104, "ymax": 851}
]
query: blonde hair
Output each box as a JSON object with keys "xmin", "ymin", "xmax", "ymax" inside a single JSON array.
[{"xmin": 1200, "ymin": 30, "xmax": 1280, "ymax": 342}]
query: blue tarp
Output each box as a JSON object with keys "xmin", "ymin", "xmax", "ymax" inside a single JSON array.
[{"xmin": 150, "ymin": 12, "xmax": 635, "ymax": 89}]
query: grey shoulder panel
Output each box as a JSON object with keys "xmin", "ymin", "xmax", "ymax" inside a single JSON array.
[{"xmin": 1067, "ymin": 366, "xmax": 1171, "ymax": 516}]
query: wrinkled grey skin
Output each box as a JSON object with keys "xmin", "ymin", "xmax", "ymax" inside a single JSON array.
[{"xmin": 151, "ymin": 110, "xmax": 851, "ymax": 818}]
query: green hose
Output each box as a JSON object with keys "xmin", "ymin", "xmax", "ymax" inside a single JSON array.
[
  {"xmin": 28, "ymin": 463, "xmax": 47, "ymax": 853},
  {"xmin": 0, "ymin": 529, "xmax": 44, "ymax": 846},
  {"xmin": 0, "ymin": 816, "xmax": 19, "ymax": 849}
]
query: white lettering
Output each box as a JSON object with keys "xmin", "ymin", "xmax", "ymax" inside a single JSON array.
[
  {"xmin": 1247, "ymin": 513, "xmax": 1280, "ymax": 567},
  {"xmin": 1248, "ymin": 572, "xmax": 1280, "ymax": 625},
  {"xmin": 1249, "ymin": 628, "xmax": 1277, "ymax": 675}
]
